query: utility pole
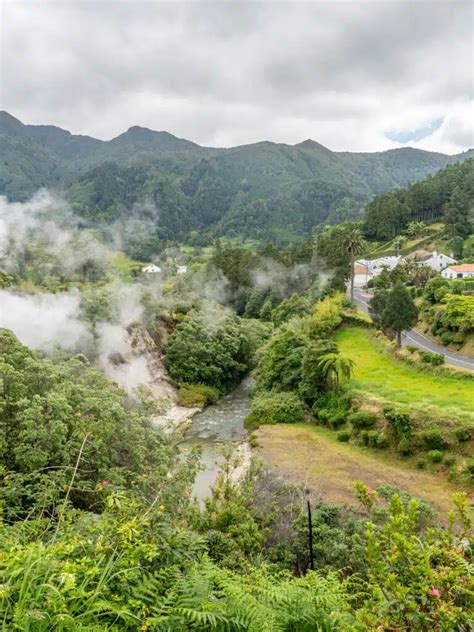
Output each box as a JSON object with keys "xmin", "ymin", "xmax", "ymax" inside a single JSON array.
[{"xmin": 307, "ymin": 500, "xmax": 314, "ymax": 571}]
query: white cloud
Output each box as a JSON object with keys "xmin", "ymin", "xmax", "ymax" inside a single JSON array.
[{"xmin": 1, "ymin": 1, "xmax": 473, "ymax": 153}]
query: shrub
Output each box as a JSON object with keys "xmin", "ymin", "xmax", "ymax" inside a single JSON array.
[
  {"xmin": 384, "ymin": 408, "xmax": 411, "ymax": 439},
  {"xmin": 315, "ymin": 408, "xmax": 331, "ymax": 423},
  {"xmin": 360, "ymin": 431, "xmax": 369, "ymax": 446},
  {"xmin": 440, "ymin": 332, "xmax": 452, "ymax": 346},
  {"xmin": 337, "ymin": 430, "xmax": 351, "ymax": 442},
  {"xmin": 244, "ymin": 391, "xmax": 305, "ymax": 430},
  {"xmin": 348, "ymin": 411, "xmax": 377, "ymax": 430},
  {"xmin": 465, "ymin": 459, "xmax": 474, "ymax": 476},
  {"xmin": 419, "ymin": 350, "xmax": 444, "ymax": 366},
  {"xmin": 406, "ymin": 345, "xmax": 419, "ymax": 353},
  {"xmin": 397, "ymin": 437, "xmax": 412, "ymax": 456},
  {"xmin": 178, "ymin": 383, "xmax": 220, "ymax": 407},
  {"xmin": 415, "ymin": 458, "xmax": 426, "ymax": 469},
  {"xmin": 454, "ymin": 427, "xmax": 471, "ymax": 442},
  {"xmin": 329, "ymin": 414, "xmax": 346, "ymax": 430},
  {"xmin": 420, "ymin": 429, "xmax": 446, "ymax": 451},
  {"xmin": 443, "ymin": 455, "xmax": 456, "ymax": 467},
  {"xmin": 376, "ymin": 433, "xmax": 389, "ymax": 449},
  {"xmin": 367, "ymin": 430, "xmax": 380, "ymax": 448},
  {"xmin": 428, "ymin": 450, "xmax": 443, "ymax": 464},
  {"xmin": 249, "ymin": 436, "xmax": 259, "ymax": 448}
]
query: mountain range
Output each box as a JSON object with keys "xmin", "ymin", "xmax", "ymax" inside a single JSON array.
[{"xmin": 1, "ymin": 110, "xmax": 473, "ymax": 245}]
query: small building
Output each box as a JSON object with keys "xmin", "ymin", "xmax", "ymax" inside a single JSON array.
[
  {"xmin": 414, "ymin": 251, "xmax": 456, "ymax": 272},
  {"xmin": 356, "ymin": 256, "xmax": 403, "ymax": 276},
  {"xmin": 176, "ymin": 265, "xmax": 187, "ymax": 275},
  {"xmin": 441, "ymin": 264, "xmax": 474, "ymax": 280},
  {"xmin": 353, "ymin": 263, "xmax": 371, "ymax": 287},
  {"xmin": 141, "ymin": 264, "xmax": 162, "ymax": 274}
]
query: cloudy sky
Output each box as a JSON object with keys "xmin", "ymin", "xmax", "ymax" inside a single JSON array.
[{"xmin": 1, "ymin": 1, "xmax": 473, "ymax": 153}]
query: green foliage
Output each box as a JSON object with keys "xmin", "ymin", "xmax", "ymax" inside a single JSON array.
[
  {"xmin": 420, "ymin": 429, "xmax": 446, "ymax": 451},
  {"xmin": 328, "ymin": 414, "xmax": 347, "ymax": 430},
  {"xmin": 178, "ymin": 383, "xmax": 220, "ymax": 407},
  {"xmin": 271, "ymin": 293, "xmax": 311, "ymax": 327},
  {"xmin": 337, "ymin": 430, "xmax": 351, "ymax": 442},
  {"xmin": 384, "ymin": 407, "xmax": 412, "ymax": 439},
  {"xmin": 428, "ymin": 449, "xmax": 443, "ymax": 464},
  {"xmin": 416, "ymin": 458, "xmax": 427, "ymax": 469},
  {"xmin": 310, "ymin": 293, "xmax": 344, "ymax": 336},
  {"xmin": 419, "ymin": 350, "xmax": 444, "ymax": 365},
  {"xmin": 0, "ymin": 329, "xmax": 183, "ymax": 521},
  {"xmin": 244, "ymin": 392, "xmax": 305, "ymax": 429},
  {"xmin": 397, "ymin": 437, "xmax": 413, "ymax": 456},
  {"xmin": 165, "ymin": 306, "xmax": 251, "ymax": 391},
  {"xmin": 299, "ymin": 339, "xmax": 339, "ymax": 403},
  {"xmin": 364, "ymin": 157, "xmax": 474, "ymax": 240},
  {"xmin": 454, "ymin": 427, "xmax": 471, "ymax": 443},
  {"xmin": 348, "ymin": 411, "xmax": 377, "ymax": 430},
  {"xmin": 381, "ymin": 281, "xmax": 418, "ymax": 344}
]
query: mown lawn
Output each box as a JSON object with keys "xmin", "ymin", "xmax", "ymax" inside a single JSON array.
[
  {"xmin": 335, "ymin": 328, "xmax": 474, "ymax": 419},
  {"xmin": 256, "ymin": 424, "xmax": 471, "ymax": 517}
]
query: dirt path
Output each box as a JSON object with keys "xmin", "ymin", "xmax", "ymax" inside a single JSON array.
[{"xmin": 255, "ymin": 424, "xmax": 472, "ymax": 517}]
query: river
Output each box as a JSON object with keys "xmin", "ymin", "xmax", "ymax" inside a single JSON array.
[{"xmin": 179, "ymin": 377, "xmax": 253, "ymax": 501}]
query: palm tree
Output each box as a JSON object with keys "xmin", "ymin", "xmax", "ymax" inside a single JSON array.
[
  {"xmin": 393, "ymin": 235, "xmax": 407, "ymax": 255},
  {"xmin": 341, "ymin": 229, "xmax": 367, "ymax": 303},
  {"xmin": 318, "ymin": 352, "xmax": 354, "ymax": 390}
]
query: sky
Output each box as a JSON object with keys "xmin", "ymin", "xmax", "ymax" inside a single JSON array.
[{"xmin": 1, "ymin": 1, "xmax": 473, "ymax": 153}]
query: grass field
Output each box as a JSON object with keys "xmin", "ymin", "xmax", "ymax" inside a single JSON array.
[
  {"xmin": 255, "ymin": 424, "xmax": 471, "ymax": 517},
  {"xmin": 336, "ymin": 328, "xmax": 474, "ymax": 420}
]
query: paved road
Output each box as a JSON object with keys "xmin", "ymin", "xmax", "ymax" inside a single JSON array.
[{"xmin": 352, "ymin": 289, "xmax": 474, "ymax": 371}]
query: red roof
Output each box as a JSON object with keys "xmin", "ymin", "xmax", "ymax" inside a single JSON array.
[{"xmin": 446, "ymin": 264, "xmax": 474, "ymax": 272}]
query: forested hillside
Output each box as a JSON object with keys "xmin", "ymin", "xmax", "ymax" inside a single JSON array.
[
  {"xmin": 365, "ymin": 158, "xmax": 474, "ymax": 240},
  {"xmin": 1, "ymin": 111, "xmax": 472, "ymax": 245}
]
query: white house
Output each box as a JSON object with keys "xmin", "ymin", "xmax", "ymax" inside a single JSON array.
[
  {"xmin": 353, "ymin": 263, "xmax": 371, "ymax": 287},
  {"xmin": 441, "ymin": 264, "xmax": 474, "ymax": 280},
  {"xmin": 176, "ymin": 265, "xmax": 187, "ymax": 275},
  {"xmin": 415, "ymin": 251, "xmax": 456, "ymax": 272},
  {"xmin": 141, "ymin": 264, "xmax": 162, "ymax": 274},
  {"xmin": 356, "ymin": 256, "xmax": 402, "ymax": 277}
]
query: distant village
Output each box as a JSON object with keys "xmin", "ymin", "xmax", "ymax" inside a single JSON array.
[{"xmin": 354, "ymin": 251, "xmax": 474, "ymax": 287}]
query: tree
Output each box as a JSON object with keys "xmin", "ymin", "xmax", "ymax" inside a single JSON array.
[
  {"xmin": 382, "ymin": 282, "xmax": 418, "ymax": 346},
  {"xmin": 393, "ymin": 235, "xmax": 407, "ymax": 255},
  {"xmin": 444, "ymin": 185, "xmax": 471, "ymax": 238},
  {"xmin": 318, "ymin": 352, "xmax": 354, "ymax": 390},
  {"xmin": 341, "ymin": 229, "xmax": 367, "ymax": 303}
]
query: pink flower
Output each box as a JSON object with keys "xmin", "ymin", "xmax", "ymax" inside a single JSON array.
[
  {"xmin": 429, "ymin": 587, "xmax": 440, "ymax": 597},
  {"xmin": 455, "ymin": 547, "xmax": 462, "ymax": 554},
  {"xmin": 102, "ymin": 480, "xmax": 109, "ymax": 488}
]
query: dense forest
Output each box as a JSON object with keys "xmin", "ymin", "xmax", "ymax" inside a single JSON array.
[{"xmin": 1, "ymin": 111, "xmax": 473, "ymax": 247}]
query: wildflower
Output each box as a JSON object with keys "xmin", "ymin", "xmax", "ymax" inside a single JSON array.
[
  {"xmin": 455, "ymin": 547, "xmax": 462, "ymax": 554},
  {"xmin": 102, "ymin": 480, "xmax": 109, "ymax": 488},
  {"xmin": 429, "ymin": 587, "xmax": 440, "ymax": 597},
  {"xmin": 74, "ymin": 412, "xmax": 82, "ymax": 417},
  {"xmin": 183, "ymin": 489, "xmax": 190, "ymax": 498},
  {"xmin": 159, "ymin": 504, "xmax": 165, "ymax": 512}
]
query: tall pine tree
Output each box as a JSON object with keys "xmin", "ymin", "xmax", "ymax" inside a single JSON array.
[
  {"xmin": 444, "ymin": 186, "xmax": 471, "ymax": 238},
  {"xmin": 382, "ymin": 282, "xmax": 418, "ymax": 346}
]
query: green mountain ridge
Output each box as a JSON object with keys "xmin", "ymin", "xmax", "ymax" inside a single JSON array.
[{"xmin": 1, "ymin": 110, "xmax": 473, "ymax": 244}]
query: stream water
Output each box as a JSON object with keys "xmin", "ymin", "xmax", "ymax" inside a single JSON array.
[{"xmin": 180, "ymin": 377, "xmax": 254, "ymax": 501}]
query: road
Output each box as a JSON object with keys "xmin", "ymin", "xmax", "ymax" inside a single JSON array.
[{"xmin": 352, "ymin": 289, "xmax": 474, "ymax": 371}]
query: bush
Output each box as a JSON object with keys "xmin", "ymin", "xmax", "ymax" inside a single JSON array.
[
  {"xmin": 440, "ymin": 332, "xmax": 452, "ymax": 346},
  {"xmin": 466, "ymin": 459, "xmax": 474, "ymax": 476},
  {"xmin": 428, "ymin": 450, "xmax": 443, "ymax": 464},
  {"xmin": 178, "ymin": 383, "xmax": 220, "ymax": 407},
  {"xmin": 454, "ymin": 427, "xmax": 471, "ymax": 442},
  {"xmin": 329, "ymin": 414, "xmax": 346, "ymax": 430},
  {"xmin": 415, "ymin": 458, "xmax": 426, "ymax": 469},
  {"xmin": 337, "ymin": 430, "xmax": 351, "ymax": 442},
  {"xmin": 384, "ymin": 408, "xmax": 411, "ymax": 439},
  {"xmin": 244, "ymin": 391, "xmax": 305, "ymax": 430},
  {"xmin": 443, "ymin": 455, "xmax": 456, "ymax": 467},
  {"xmin": 397, "ymin": 437, "xmax": 412, "ymax": 456},
  {"xmin": 419, "ymin": 350, "xmax": 444, "ymax": 366},
  {"xmin": 367, "ymin": 430, "xmax": 380, "ymax": 448},
  {"xmin": 376, "ymin": 433, "xmax": 389, "ymax": 449},
  {"xmin": 348, "ymin": 411, "xmax": 377, "ymax": 430},
  {"xmin": 360, "ymin": 430, "xmax": 369, "ymax": 446},
  {"xmin": 406, "ymin": 345, "xmax": 419, "ymax": 353},
  {"xmin": 420, "ymin": 429, "xmax": 446, "ymax": 451}
]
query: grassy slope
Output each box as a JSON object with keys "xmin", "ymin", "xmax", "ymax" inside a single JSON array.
[
  {"xmin": 255, "ymin": 424, "xmax": 470, "ymax": 516},
  {"xmin": 335, "ymin": 328, "xmax": 474, "ymax": 421}
]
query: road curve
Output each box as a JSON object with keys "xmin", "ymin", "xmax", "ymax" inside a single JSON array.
[{"xmin": 352, "ymin": 289, "xmax": 474, "ymax": 371}]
